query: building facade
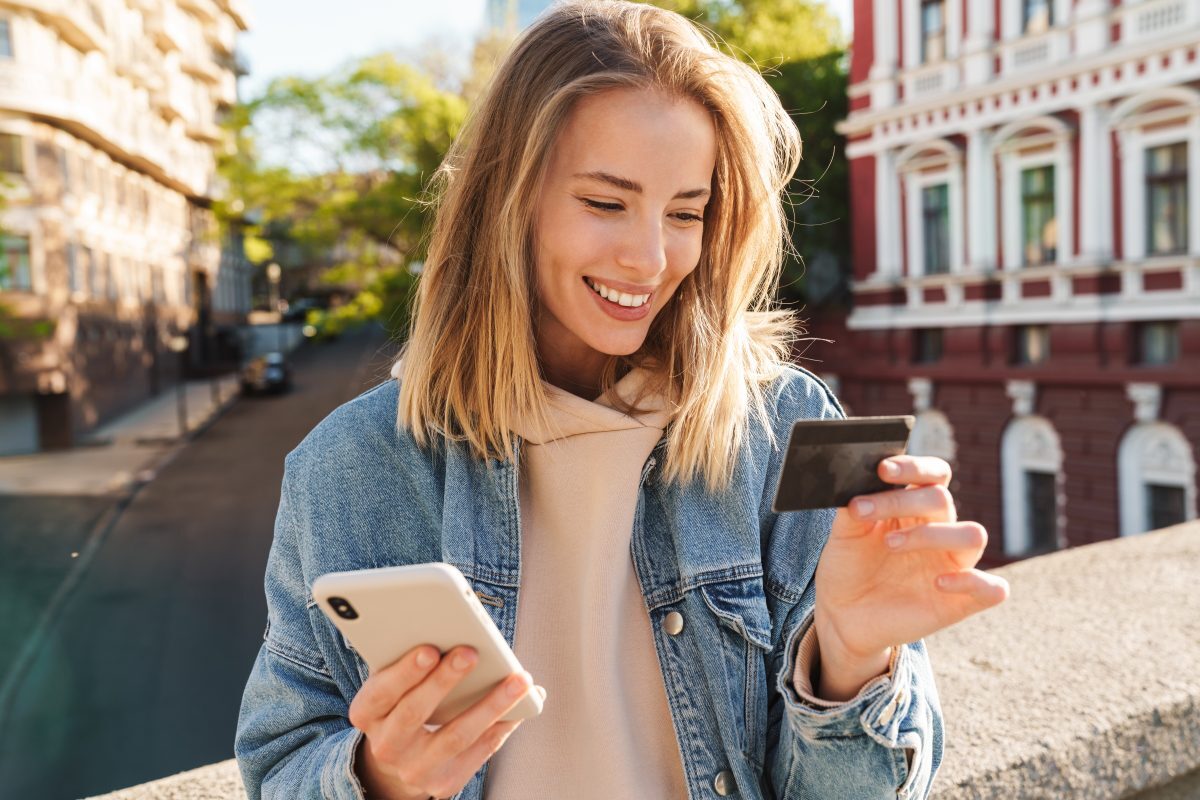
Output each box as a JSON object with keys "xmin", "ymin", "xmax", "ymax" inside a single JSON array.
[
  {"xmin": 0, "ymin": 0, "xmax": 251, "ymax": 454},
  {"xmin": 832, "ymin": 0, "xmax": 1199, "ymax": 565}
]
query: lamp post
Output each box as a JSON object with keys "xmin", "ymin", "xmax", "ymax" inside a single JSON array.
[
  {"xmin": 267, "ymin": 262, "xmax": 283, "ymax": 351},
  {"xmin": 167, "ymin": 335, "xmax": 190, "ymax": 438}
]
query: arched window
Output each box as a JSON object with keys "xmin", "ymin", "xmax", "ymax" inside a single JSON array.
[
  {"xmin": 1002, "ymin": 415, "xmax": 1063, "ymax": 556},
  {"xmin": 909, "ymin": 409, "xmax": 957, "ymax": 466},
  {"xmin": 1109, "ymin": 87, "xmax": 1200, "ymax": 262},
  {"xmin": 994, "ymin": 116, "xmax": 1075, "ymax": 270},
  {"xmin": 1118, "ymin": 423, "xmax": 1197, "ymax": 537},
  {"xmin": 896, "ymin": 140, "xmax": 964, "ymax": 278}
]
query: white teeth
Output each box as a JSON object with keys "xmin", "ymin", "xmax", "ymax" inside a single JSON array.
[{"xmin": 587, "ymin": 278, "xmax": 651, "ymax": 308}]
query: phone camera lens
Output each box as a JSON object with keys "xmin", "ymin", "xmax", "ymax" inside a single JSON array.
[{"xmin": 328, "ymin": 596, "xmax": 359, "ymax": 620}]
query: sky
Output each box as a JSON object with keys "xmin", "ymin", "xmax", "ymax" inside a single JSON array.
[{"xmin": 238, "ymin": 0, "xmax": 853, "ymax": 100}]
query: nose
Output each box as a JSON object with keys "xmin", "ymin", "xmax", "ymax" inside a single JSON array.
[{"xmin": 615, "ymin": 214, "xmax": 668, "ymax": 278}]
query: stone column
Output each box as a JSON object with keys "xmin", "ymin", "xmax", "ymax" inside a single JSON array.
[
  {"xmin": 1078, "ymin": 102, "xmax": 1113, "ymax": 266},
  {"xmin": 966, "ymin": 128, "xmax": 996, "ymax": 272},
  {"xmin": 869, "ymin": 0, "xmax": 898, "ymax": 107},
  {"xmin": 1074, "ymin": 0, "xmax": 1111, "ymax": 56},
  {"xmin": 963, "ymin": 0, "xmax": 995, "ymax": 85}
]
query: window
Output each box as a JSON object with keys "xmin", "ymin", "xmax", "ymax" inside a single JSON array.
[
  {"xmin": 1002, "ymin": 414, "xmax": 1063, "ymax": 555},
  {"xmin": 922, "ymin": 183, "xmax": 950, "ymax": 275},
  {"xmin": 0, "ymin": 19, "xmax": 12, "ymax": 59},
  {"xmin": 1022, "ymin": 0, "xmax": 1053, "ymax": 35},
  {"xmin": 1145, "ymin": 142, "xmax": 1188, "ymax": 256},
  {"xmin": 920, "ymin": 0, "xmax": 945, "ymax": 63},
  {"xmin": 1119, "ymin": 421, "xmax": 1196, "ymax": 537},
  {"xmin": 1146, "ymin": 484, "xmax": 1187, "ymax": 531},
  {"xmin": 912, "ymin": 328, "xmax": 943, "ymax": 363},
  {"xmin": 1025, "ymin": 471, "xmax": 1058, "ymax": 553},
  {"xmin": 0, "ymin": 133, "xmax": 23, "ymax": 175},
  {"xmin": 1021, "ymin": 165, "xmax": 1056, "ymax": 266},
  {"xmin": 1014, "ymin": 325, "xmax": 1050, "ymax": 365},
  {"xmin": 0, "ymin": 235, "xmax": 31, "ymax": 291},
  {"xmin": 1137, "ymin": 321, "xmax": 1179, "ymax": 365}
]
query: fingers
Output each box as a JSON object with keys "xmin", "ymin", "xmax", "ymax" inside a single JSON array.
[
  {"xmin": 851, "ymin": 484, "xmax": 957, "ymax": 524},
  {"xmin": 433, "ymin": 719, "xmax": 523, "ymax": 796},
  {"xmin": 878, "ymin": 455, "xmax": 952, "ymax": 487},
  {"xmin": 427, "ymin": 671, "xmax": 532, "ymax": 762},
  {"xmin": 378, "ymin": 646, "xmax": 479, "ymax": 736},
  {"xmin": 935, "ymin": 568, "xmax": 1010, "ymax": 608},
  {"xmin": 884, "ymin": 522, "xmax": 987, "ymax": 557},
  {"xmin": 349, "ymin": 644, "xmax": 441, "ymax": 729}
]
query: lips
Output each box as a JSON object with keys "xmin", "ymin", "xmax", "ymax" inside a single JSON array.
[
  {"xmin": 582, "ymin": 276, "xmax": 654, "ymax": 321},
  {"xmin": 583, "ymin": 276, "xmax": 655, "ymax": 308}
]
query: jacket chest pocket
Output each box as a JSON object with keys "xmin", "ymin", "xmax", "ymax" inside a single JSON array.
[{"xmin": 697, "ymin": 576, "xmax": 774, "ymax": 769}]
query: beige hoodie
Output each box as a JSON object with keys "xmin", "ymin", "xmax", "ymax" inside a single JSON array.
[{"xmin": 484, "ymin": 367, "xmax": 688, "ymax": 799}]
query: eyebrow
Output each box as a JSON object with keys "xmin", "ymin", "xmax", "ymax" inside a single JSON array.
[{"xmin": 573, "ymin": 171, "xmax": 711, "ymax": 200}]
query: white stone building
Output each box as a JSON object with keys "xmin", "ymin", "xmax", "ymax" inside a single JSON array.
[{"xmin": 0, "ymin": 0, "xmax": 251, "ymax": 454}]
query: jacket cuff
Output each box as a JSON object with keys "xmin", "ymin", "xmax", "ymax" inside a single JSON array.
[
  {"xmin": 778, "ymin": 610, "xmax": 915, "ymax": 747},
  {"xmin": 323, "ymin": 725, "xmax": 369, "ymax": 800},
  {"xmin": 790, "ymin": 622, "xmax": 900, "ymax": 709}
]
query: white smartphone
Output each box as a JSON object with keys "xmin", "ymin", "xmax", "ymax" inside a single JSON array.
[{"xmin": 312, "ymin": 562, "xmax": 545, "ymax": 725}]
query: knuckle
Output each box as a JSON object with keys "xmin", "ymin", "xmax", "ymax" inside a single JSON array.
[
  {"xmin": 931, "ymin": 484, "xmax": 954, "ymax": 509},
  {"xmin": 440, "ymin": 726, "xmax": 471, "ymax": 754},
  {"xmin": 391, "ymin": 700, "xmax": 423, "ymax": 732}
]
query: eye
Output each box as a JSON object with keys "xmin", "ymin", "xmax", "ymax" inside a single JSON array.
[
  {"xmin": 671, "ymin": 211, "xmax": 704, "ymax": 224},
  {"xmin": 580, "ymin": 197, "xmax": 623, "ymax": 212}
]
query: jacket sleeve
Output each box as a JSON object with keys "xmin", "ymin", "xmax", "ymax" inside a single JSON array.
[
  {"xmin": 767, "ymin": 595, "xmax": 944, "ymax": 800},
  {"xmin": 234, "ymin": 458, "xmax": 368, "ymax": 800},
  {"xmin": 759, "ymin": 367, "xmax": 944, "ymax": 799}
]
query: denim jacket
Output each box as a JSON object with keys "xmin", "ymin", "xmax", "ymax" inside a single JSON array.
[{"xmin": 235, "ymin": 365, "xmax": 944, "ymax": 799}]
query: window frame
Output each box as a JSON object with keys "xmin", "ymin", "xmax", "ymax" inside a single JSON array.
[
  {"xmin": 1020, "ymin": 164, "xmax": 1058, "ymax": 267},
  {"xmin": 1144, "ymin": 141, "xmax": 1188, "ymax": 257}
]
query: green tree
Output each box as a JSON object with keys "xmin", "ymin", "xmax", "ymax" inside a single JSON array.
[
  {"xmin": 217, "ymin": 50, "xmax": 471, "ymax": 339},
  {"xmin": 646, "ymin": 0, "xmax": 850, "ymax": 307}
]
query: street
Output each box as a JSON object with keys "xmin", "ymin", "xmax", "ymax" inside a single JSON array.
[{"xmin": 0, "ymin": 325, "xmax": 396, "ymax": 799}]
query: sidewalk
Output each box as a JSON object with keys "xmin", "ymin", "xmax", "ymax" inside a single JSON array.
[
  {"xmin": 0, "ymin": 375, "xmax": 240, "ymax": 497},
  {"xmin": 0, "ymin": 322, "xmax": 305, "ymax": 498}
]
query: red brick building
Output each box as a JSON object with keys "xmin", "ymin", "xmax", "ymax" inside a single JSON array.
[{"xmin": 827, "ymin": 0, "xmax": 1199, "ymax": 565}]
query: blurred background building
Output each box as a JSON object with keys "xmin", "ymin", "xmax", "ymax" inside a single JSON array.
[
  {"xmin": 486, "ymin": 0, "xmax": 556, "ymax": 34},
  {"xmin": 0, "ymin": 0, "xmax": 252, "ymax": 455},
  {"xmin": 832, "ymin": 0, "xmax": 1199, "ymax": 565}
]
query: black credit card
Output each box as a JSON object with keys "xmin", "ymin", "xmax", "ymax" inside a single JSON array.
[{"xmin": 772, "ymin": 416, "xmax": 915, "ymax": 512}]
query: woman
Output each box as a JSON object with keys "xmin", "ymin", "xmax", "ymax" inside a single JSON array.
[{"xmin": 235, "ymin": 3, "xmax": 1009, "ymax": 798}]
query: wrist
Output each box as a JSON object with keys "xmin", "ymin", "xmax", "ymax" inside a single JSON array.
[
  {"xmin": 810, "ymin": 620, "xmax": 892, "ymax": 702},
  {"xmin": 355, "ymin": 735, "xmax": 429, "ymax": 800}
]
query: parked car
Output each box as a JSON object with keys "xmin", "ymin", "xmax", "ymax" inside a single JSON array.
[{"xmin": 240, "ymin": 352, "xmax": 292, "ymax": 396}]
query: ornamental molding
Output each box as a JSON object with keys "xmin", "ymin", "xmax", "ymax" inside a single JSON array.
[
  {"xmin": 1007, "ymin": 380, "xmax": 1037, "ymax": 416},
  {"xmin": 1126, "ymin": 382, "xmax": 1162, "ymax": 423}
]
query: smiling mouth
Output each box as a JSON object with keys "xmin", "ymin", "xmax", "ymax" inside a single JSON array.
[{"xmin": 584, "ymin": 277, "xmax": 653, "ymax": 308}]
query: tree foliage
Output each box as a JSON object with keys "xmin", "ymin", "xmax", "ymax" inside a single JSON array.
[{"xmin": 217, "ymin": 1, "xmax": 849, "ymax": 342}]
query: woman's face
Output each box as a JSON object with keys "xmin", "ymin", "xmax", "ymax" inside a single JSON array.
[{"xmin": 532, "ymin": 87, "xmax": 717, "ymax": 392}]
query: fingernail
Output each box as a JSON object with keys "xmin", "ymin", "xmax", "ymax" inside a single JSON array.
[
  {"xmin": 507, "ymin": 672, "xmax": 530, "ymax": 697},
  {"xmin": 853, "ymin": 498, "xmax": 875, "ymax": 517},
  {"xmin": 885, "ymin": 533, "xmax": 905, "ymax": 549},
  {"xmin": 453, "ymin": 650, "xmax": 475, "ymax": 670},
  {"xmin": 882, "ymin": 460, "xmax": 900, "ymax": 477},
  {"xmin": 415, "ymin": 648, "xmax": 435, "ymax": 668}
]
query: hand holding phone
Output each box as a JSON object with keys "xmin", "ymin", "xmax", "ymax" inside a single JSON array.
[{"xmin": 313, "ymin": 563, "xmax": 545, "ymax": 800}]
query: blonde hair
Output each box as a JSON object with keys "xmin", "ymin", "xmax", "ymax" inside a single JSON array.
[{"xmin": 398, "ymin": 0, "xmax": 803, "ymax": 490}]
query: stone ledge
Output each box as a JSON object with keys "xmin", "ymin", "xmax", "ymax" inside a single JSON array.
[
  {"xmin": 928, "ymin": 520, "xmax": 1200, "ymax": 799},
  {"xmin": 86, "ymin": 521, "xmax": 1200, "ymax": 799}
]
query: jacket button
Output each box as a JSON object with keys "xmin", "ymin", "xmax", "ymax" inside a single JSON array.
[
  {"xmin": 713, "ymin": 769, "xmax": 735, "ymax": 795},
  {"xmin": 663, "ymin": 611, "xmax": 684, "ymax": 635}
]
